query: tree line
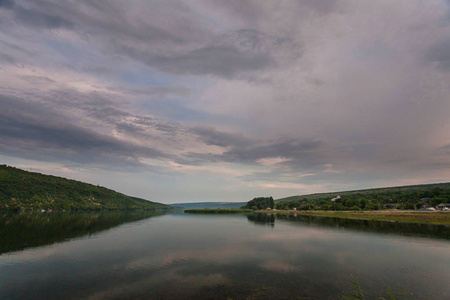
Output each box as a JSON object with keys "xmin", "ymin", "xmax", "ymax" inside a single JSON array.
[
  {"xmin": 241, "ymin": 197, "xmax": 275, "ymax": 210},
  {"xmin": 274, "ymin": 185, "xmax": 450, "ymax": 211}
]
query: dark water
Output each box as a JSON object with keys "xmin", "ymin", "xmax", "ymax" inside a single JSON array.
[{"xmin": 0, "ymin": 212, "xmax": 449, "ymax": 299}]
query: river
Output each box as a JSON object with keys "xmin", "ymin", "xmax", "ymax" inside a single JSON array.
[{"xmin": 0, "ymin": 211, "xmax": 449, "ymax": 299}]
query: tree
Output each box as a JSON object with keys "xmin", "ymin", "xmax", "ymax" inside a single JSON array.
[{"xmin": 241, "ymin": 197, "xmax": 275, "ymax": 210}]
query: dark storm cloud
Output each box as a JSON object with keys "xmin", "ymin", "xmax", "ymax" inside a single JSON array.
[
  {"xmin": 0, "ymin": 94, "xmax": 169, "ymax": 166},
  {"xmin": 426, "ymin": 38, "xmax": 450, "ymax": 72}
]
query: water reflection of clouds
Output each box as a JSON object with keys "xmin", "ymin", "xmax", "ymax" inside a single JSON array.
[
  {"xmin": 260, "ymin": 261, "xmax": 300, "ymax": 273},
  {"xmin": 126, "ymin": 246, "xmax": 256, "ymax": 272},
  {"xmin": 256, "ymin": 228, "xmax": 335, "ymax": 242},
  {"xmin": 85, "ymin": 270, "xmax": 231, "ymax": 300},
  {"xmin": 4, "ymin": 214, "xmax": 450, "ymax": 300},
  {"xmin": 88, "ymin": 260, "xmax": 232, "ymax": 300}
]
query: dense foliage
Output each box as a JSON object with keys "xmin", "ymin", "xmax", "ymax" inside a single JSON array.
[
  {"xmin": 241, "ymin": 197, "xmax": 275, "ymax": 210},
  {"xmin": 0, "ymin": 165, "xmax": 171, "ymax": 211},
  {"xmin": 275, "ymin": 183, "xmax": 450, "ymax": 211}
]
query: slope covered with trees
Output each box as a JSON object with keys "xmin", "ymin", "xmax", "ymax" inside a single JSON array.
[
  {"xmin": 0, "ymin": 165, "xmax": 171, "ymax": 211},
  {"xmin": 275, "ymin": 183, "xmax": 450, "ymax": 211},
  {"xmin": 241, "ymin": 197, "xmax": 275, "ymax": 210}
]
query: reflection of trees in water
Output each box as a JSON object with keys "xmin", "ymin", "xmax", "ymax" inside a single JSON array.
[
  {"xmin": 247, "ymin": 212, "xmax": 449, "ymax": 238},
  {"xmin": 247, "ymin": 213, "xmax": 275, "ymax": 228},
  {"xmin": 0, "ymin": 211, "xmax": 166, "ymax": 254},
  {"xmin": 275, "ymin": 214, "xmax": 450, "ymax": 239}
]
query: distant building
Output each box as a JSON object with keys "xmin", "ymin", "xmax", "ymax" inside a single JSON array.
[
  {"xmin": 422, "ymin": 203, "xmax": 433, "ymax": 209},
  {"xmin": 436, "ymin": 203, "xmax": 450, "ymax": 210}
]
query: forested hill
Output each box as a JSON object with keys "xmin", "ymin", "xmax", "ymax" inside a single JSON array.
[
  {"xmin": 275, "ymin": 182, "xmax": 450, "ymax": 210},
  {"xmin": 0, "ymin": 165, "xmax": 171, "ymax": 211}
]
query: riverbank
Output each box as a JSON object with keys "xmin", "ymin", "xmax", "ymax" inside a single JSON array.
[{"xmin": 254, "ymin": 209, "xmax": 450, "ymax": 225}]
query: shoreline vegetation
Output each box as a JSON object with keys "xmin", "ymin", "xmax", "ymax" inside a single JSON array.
[
  {"xmin": 183, "ymin": 207, "xmax": 450, "ymax": 225},
  {"xmin": 254, "ymin": 209, "xmax": 450, "ymax": 225}
]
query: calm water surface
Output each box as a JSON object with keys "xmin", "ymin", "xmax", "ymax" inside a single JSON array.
[{"xmin": 0, "ymin": 212, "xmax": 449, "ymax": 299}]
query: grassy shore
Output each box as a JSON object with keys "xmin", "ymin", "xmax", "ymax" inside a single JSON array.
[{"xmin": 254, "ymin": 209, "xmax": 450, "ymax": 225}]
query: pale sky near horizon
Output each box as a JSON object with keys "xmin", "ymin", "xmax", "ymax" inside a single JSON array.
[{"xmin": 1, "ymin": 0, "xmax": 450, "ymax": 203}]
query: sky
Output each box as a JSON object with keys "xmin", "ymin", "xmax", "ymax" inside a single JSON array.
[{"xmin": 1, "ymin": 0, "xmax": 450, "ymax": 204}]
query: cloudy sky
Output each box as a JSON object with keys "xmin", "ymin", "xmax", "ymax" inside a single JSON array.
[{"xmin": 1, "ymin": 0, "xmax": 450, "ymax": 203}]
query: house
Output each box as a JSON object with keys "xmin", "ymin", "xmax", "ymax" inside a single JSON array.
[
  {"xmin": 436, "ymin": 203, "xmax": 450, "ymax": 211},
  {"xmin": 421, "ymin": 203, "xmax": 436, "ymax": 211}
]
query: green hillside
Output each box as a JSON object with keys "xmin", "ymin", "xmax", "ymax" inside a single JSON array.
[
  {"xmin": 275, "ymin": 182, "xmax": 450, "ymax": 211},
  {"xmin": 0, "ymin": 165, "xmax": 171, "ymax": 211}
]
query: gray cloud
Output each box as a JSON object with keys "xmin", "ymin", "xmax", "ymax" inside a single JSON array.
[
  {"xmin": 148, "ymin": 45, "xmax": 274, "ymax": 78},
  {"xmin": 0, "ymin": 52, "xmax": 15, "ymax": 63},
  {"xmin": 426, "ymin": 39, "xmax": 450, "ymax": 72},
  {"xmin": 300, "ymin": 0, "xmax": 341, "ymax": 13},
  {"xmin": 113, "ymin": 86, "xmax": 191, "ymax": 98},
  {"xmin": 1, "ymin": 0, "xmax": 73, "ymax": 29},
  {"xmin": 0, "ymin": 94, "xmax": 169, "ymax": 167},
  {"xmin": 0, "ymin": 0, "xmax": 14, "ymax": 9},
  {"xmin": 116, "ymin": 28, "xmax": 292, "ymax": 78},
  {"xmin": 223, "ymin": 139, "xmax": 323, "ymax": 164},
  {"xmin": 191, "ymin": 126, "xmax": 251, "ymax": 148},
  {"xmin": 1, "ymin": 0, "xmax": 297, "ymax": 78},
  {"xmin": 179, "ymin": 136, "xmax": 326, "ymax": 171}
]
